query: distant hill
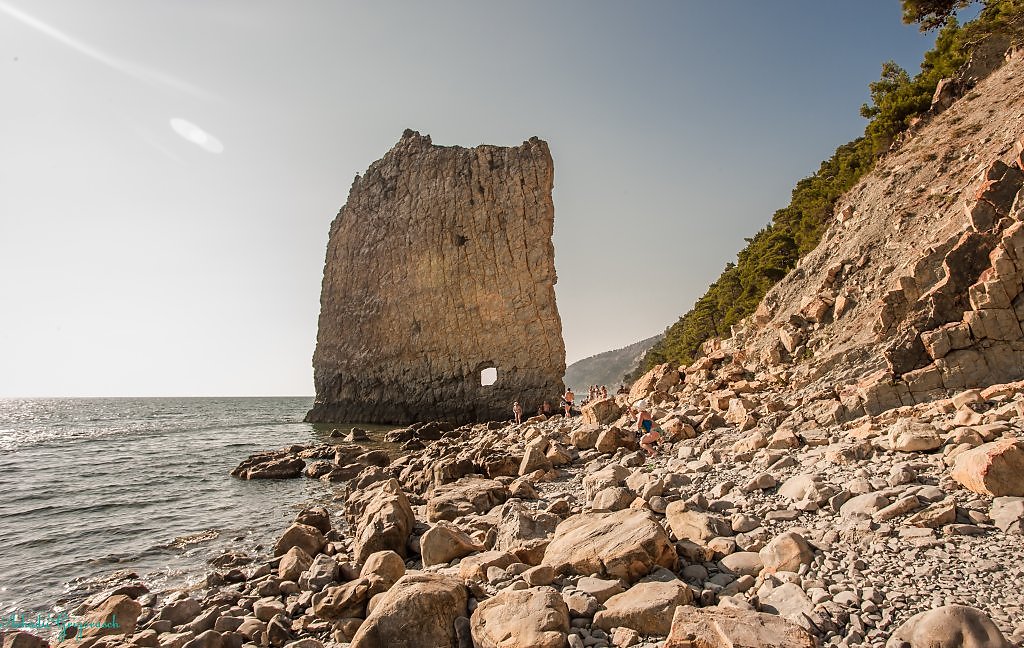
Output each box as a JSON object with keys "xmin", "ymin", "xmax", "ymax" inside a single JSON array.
[{"xmin": 564, "ymin": 335, "xmax": 663, "ymax": 390}]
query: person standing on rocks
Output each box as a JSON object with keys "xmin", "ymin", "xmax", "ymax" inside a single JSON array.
[
  {"xmin": 562, "ymin": 388, "xmax": 575, "ymax": 417},
  {"xmin": 512, "ymin": 400, "xmax": 522, "ymax": 425}
]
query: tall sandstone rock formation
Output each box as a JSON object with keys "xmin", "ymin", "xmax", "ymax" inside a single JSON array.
[{"xmin": 306, "ymin": 130, "xmax": 566, "ymax": 425}]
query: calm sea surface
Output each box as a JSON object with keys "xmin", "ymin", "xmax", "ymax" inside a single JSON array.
[{"xmin": 0, "ymin": 397, "xmax": 389, "ymax": 615}]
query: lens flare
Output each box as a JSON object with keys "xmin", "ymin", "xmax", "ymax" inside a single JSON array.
[{"xmin": 169, "ymin": 118, "xmax": 224, "ymax": 154}]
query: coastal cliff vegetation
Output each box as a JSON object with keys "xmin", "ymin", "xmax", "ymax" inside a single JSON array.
[{"xmin": 634, "ymin": 0, "xmax": 1024, "ymax": 377}]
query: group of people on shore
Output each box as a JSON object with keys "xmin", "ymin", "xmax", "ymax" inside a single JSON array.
[
  {"xmin": 510, "ymin": 387, "xmax": 662, "ymax": 458},
  {"xmin": 586, "ymin": 384, "xmax": 609, "ymax": 402}
]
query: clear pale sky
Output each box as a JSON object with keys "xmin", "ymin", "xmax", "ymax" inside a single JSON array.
[{"xmin": 0, "ymin": 1, "xmax": 940, "ymax": 397}]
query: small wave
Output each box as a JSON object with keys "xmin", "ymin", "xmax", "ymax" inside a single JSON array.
[{"xmin": 3, "ymin": 503, "xmax": 62, "ymax": 516}]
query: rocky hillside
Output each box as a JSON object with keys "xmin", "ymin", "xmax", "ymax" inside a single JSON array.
[
  {"xmin": 565, "ymin": 335, "xmax": 663, "ymax": 391},
  {"xmin": 639, "ymin": 5, "xmax": 1024, "ymax": 376},
  {"xmin": 722, "ymin": 47, "xmax": 1024, "ymax": 420}
]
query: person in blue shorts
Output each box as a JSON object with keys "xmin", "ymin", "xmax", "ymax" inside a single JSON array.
[{"xmin": 634, "ymin": 399, "xmax": 660, "ymax": 457}]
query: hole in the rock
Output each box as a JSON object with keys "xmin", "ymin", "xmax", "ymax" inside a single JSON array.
[
  {"xmin": 480, "ymin": 367, "xmax": 497, "ymax": 387},
  {"xmin": 455, "ymin": 234, "xmax": 469, "ymax": 247}
]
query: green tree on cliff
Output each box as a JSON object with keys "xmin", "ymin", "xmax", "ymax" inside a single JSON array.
[{"xmin": 902, "ymin": 0, "xmax": 976, "ymax": 29}]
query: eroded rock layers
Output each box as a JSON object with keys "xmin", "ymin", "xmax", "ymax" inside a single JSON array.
[
  {"xmin": 727, "ymin": 49, "xmax": 1024, "ymax": 420},
  {"xmin": 307, "ymin": 130, "xmax": 565, "ymax": 424}
]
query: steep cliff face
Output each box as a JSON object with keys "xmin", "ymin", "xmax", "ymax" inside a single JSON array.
[
  {"xmin": 306, "ymin": 131, "xmax": 566, "ymax": 425},
  {"xmin": 726, "ymin": 50, "xmax": 1024, "ymax": 418}
]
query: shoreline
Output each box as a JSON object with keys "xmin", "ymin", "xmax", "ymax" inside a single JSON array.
[
  {"xmin": 0, "ymin": 401, "xmax": 386, "ymax": 620},
  {"xmin": 8, "ymin": 377, "xmax": 1023, "ymax": 648}
]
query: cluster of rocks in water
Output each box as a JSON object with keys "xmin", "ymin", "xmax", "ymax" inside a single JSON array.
[{"xmin": 10, "ymin": 355, "xmax": 1024, "ymax": 648}]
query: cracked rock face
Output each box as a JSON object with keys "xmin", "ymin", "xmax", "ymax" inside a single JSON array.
[{"xmin": 306, "ymin": 130, "xmax": 566, "ymax": 424}]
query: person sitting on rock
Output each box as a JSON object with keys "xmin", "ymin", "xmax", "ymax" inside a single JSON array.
[
  {"xmin": 562, "ymin": 388, "xmax": 575, "ymax": 417},
  {"xmin": 635, "ymin": 399, "xmax": 660, "ymax": 457},
  {"xmin": 512, "ymin": 400, "xmax": 523, "ymax": 425}
]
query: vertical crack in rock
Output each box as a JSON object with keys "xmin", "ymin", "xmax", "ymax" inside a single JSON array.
[{"xmin": 306, "ymin": 130, "xmax": 566, "ymax": 424}]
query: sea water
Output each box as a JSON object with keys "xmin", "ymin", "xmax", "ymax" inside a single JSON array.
[{"xmin": 0, "ymin": 397, "xmax": 388, "ymax": 615}]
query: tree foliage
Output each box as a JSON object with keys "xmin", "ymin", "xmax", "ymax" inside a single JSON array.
[
  {"xmin": 631, "ymin": 1, "xmax": 1023, "ymax": 380},
  {"xmin": 901, "ymin": 0, "xmax": 976, "ymax": 30},
  {"xmin": 861, "ymin": 20, "xmax": 968, "ymax": 153}
]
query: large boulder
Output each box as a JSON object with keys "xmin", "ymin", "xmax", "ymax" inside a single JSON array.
[
  {"xmin": 629, "ymin": 363, "xmax": 679, "ymax": 401},
  {"xmin": 760, "ymin": 583, "xmax": 814, "ymax": 626},
  {"xmin": 348, "ymin": 479, "xmax": 415, "ymax": 563},
  {"xmin": 570, "ymin": 424, "xmax": 604, "ymax": 450},
  {"xmin": 885, "ymin": 605, "xmax": 1011, "ymax": 648},
  {"xmin": 299, "ymin": 553, "xmax": 340, "ymax": 591},
  {"xmin": 592, "ymin": 487, "xmax": 635, "ymax": 511},
  {"xmin": 593, "ymin": 579, "xmax": 693, "ymax": 635},
  {"xmin": 475, "ymin": 449, "xmax": 521, "ymax": 478},
  {"xmin": 991, "ymin": 496, "xmax": 1024, "ymax": 533},
  {"xmin": 231, "ymin": 451, "xmax": 304, "ymax": 479},
  {"xmin": 78, "ymin": 594, "xmax": 142, "ymax": 639},
  {"xmin": 350, "ymin": 573, "xmax": 467, "ymax": 648},
  {"xmin": 420, "ymin": 522, "xmax": 483, "ymax": 567},
  {"xmin": 581, "ymin": 398, "xmax": 624, "ymax": 425},
  {"xmin": 470, "ymin": 587, "xmax": 569, "ymax": 648},
  {"xmin": 719, "ymin": 552, "xmax": 764, "ymax": 578},
  {"xmin": 595, "ymin": 427, "xmax": 638, "ymax": 454},
  {"xmin": 294, "ymin": 507, "xmax": 331, "ymax": 534},
  {"xmin": 312, "ymin": 577, "xmax": 380, "ymax": 620},
  {"xmin": 664, "ymin": 503, "xmax": 732, "ymax": 544},
  {"xmin": 777, "ymin": 474, "xmax": 834, "ymax": 504},
  {"xmin": 426, "ymin": 477, "xmax": 508, "ymax": 522},
  {"xmin": 278, "ymin": 546, "xmax": 313, "ymax": 581},
  {"xmin": 576, "ymin": 576, "xmax": 625, "ymax": 604},
  {"xmin": 759, "ymin": 531, "xmax": 813, "ymax": 574},
  {"xmin": 664, "ymin": 605, "xmax": 816, "ymax": 648},
  {"xmin": 583, "ymin": 464, "xmax": 629, "ymax": 501},
  {"xmin": 888, "ymin": 419, "xmax": 944, "ymax": 452},
  {"xmin": 360, "ymin": 550, "xmax": 406, "ymax": 588},
  {"xmin": 273, "ymin": 523, "xmax": 327, "ymax": 557},
  {"xmin": 493, "ymin": 501, "xmax": 561, "ymax": 565},
  {"xmin": 661, "ymin": 416, "xmax": 696, "ymax": 441},
  {"xmin": 157, "ymin": 597, "xmax": 202, "ymax": 625},
  {"xmin": 950, "ymin": 439, "xmax": 1024, "ymax": 496},
  {"xmin": 839, "ymin": 493, "xmax": 890, "ymax": 519},
  {"xmin": 519, "ymin": 446, "xmax": 552, "ymax": 475},
  {"xmin": 543, "ymin": 509, "xmax": 676, "ymax": 583}
]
